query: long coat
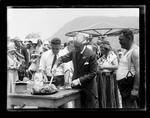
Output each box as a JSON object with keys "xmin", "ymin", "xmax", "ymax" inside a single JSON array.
[{"xmin": 58, "ymin": 47, "xmax": 99, "ymax": 108}]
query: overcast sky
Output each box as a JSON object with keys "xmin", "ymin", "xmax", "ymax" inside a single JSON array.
[{"xmin": 7, "ymin": 8, "xmax": 139, "ymax": 41}]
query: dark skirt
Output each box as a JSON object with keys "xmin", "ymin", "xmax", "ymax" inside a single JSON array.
[{"xmin": 97, "ymin": 71, "xmax": 120, "ymax": 108}]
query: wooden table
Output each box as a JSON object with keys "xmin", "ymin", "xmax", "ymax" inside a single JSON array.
[{"xmin": 7, "ymin": 89, "xmax": 81, "ymax": 109}]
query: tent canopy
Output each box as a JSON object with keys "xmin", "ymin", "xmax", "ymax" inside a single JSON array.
[{"xmin": 65, "ymin": 28, "xmax": 139, "ymax": 39}]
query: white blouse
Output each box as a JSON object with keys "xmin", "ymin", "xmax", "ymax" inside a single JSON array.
[{"xmin": 98, "ymin": 51, "xmax": 118, "ymax": 67}]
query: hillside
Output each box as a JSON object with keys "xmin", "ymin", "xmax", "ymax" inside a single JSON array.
[{"xmin": 46, "ymin": 16, "xmax": 139, "ymax": 49}]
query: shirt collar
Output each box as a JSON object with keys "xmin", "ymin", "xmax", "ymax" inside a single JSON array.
[
  {"xmin": 50, "ymin": 50, "xmax": 58, "ymax": 56},
  {"xmin": 80, "ymin": 46, "xmax": 86, "ymax": 54},
  {"xmin": 53, "ymin": 53, "xmax": 58, "ymax": 57}
]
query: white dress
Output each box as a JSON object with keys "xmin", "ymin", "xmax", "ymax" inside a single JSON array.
[{"xmin": 7, "ymin": 55, "xmax": 19, "ymax": 93}]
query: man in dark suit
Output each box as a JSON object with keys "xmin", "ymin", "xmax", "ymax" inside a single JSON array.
[{"xmin": 54, "ymin": 33, "xmax": 99, "ymax": 108}]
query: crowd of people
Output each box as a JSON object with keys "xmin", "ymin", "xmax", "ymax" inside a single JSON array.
[{"xmin": 7, "ymin": 29, "xmax": 140, "ymax": 109}]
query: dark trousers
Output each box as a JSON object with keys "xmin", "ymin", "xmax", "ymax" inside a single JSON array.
[
  {"xmin": 47, "ymin": 75, "xmax": 64, "ymax": 86},
  {"xmin": 117, "ymin": 77, "xmax": 138, "ymax": 108},
  {"xmin": 80, "ymin": 89, "xmax": 99, "ymax": 108},
  {"xmin": 121, "ymin": 96, "xmax": 138, "ymax": 108}
]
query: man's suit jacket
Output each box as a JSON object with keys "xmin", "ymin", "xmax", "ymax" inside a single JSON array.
[{"xmin": 58, "ymin": 47, "xmax": 99, "ymax": 108}]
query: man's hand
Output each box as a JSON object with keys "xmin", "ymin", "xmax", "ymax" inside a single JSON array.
[
  {"xmin": 130, "ymin": 89, "xmax": 139, "ymax": 101},
  {"xmin": 51, "ymin": 65, "xmax": 57, "ymax": 75},
  {"xmin": 71, "ymin": 79, "xmax": 80, "ymax": 87},
  {"xmin": 131, "ymin": 89, "xmax": 139, "ymax": 96}
]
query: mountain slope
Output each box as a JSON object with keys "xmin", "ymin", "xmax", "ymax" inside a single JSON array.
[{"xmin": 46, "ymin": 16, "xmax": 139, "ymax": 49}]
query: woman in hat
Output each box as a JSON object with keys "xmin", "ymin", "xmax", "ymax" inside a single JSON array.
[
  {"xmin": 11, "ymin": 37, "xmax": 29, "ymax": 81},
  {"xmin": 7, "ymin": 42, "xmax": 25, "ymax": 93}
]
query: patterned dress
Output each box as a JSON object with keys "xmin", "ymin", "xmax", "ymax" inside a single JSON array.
[
  {"xmin": 97, "ymin": 51, "xmax": 121, "ymax": 108},
  {"xmin": 7, "ymin": 54, "xmax": 19, "ymax": 93}
]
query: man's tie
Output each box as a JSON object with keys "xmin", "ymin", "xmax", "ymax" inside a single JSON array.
[{"xmin": 51, "ymin": 54, "xmax": 57, "ymax": 70}]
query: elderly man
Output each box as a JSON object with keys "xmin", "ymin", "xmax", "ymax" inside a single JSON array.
[
  {"xmin": 53, "ymin": 33, "xmax": 99, "ymax": 108},
  {"xmin": 116, "ymin": 29, "xmax": 140, "ymax": 108}
]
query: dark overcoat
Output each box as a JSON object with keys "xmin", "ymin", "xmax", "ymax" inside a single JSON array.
[{"xmin": 58, "ymin": 47, "xmax": 99, "ymax": 108}]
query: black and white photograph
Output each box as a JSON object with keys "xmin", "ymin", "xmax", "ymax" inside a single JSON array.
[{"xmin": 5, "ymin": 6, "xmax": 146, "ymax": 111}]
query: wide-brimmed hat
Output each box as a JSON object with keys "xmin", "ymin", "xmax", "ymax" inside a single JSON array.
[
  {"xmin": 30, "ymin": 38, "xmax": 38, "ymax": 44},
  {"xmin": 24, "ymin": 38, "xmax": 32, "ymax": 43},
  {"xmin": 10, "ymin": 37, "xmax": 22, "ymax": 42},
  {"xmin": 7, "ymin": 42, "xmax": 16, "ymax": 52},
  {"xmin": 7, "ymin": 42, "xmax": 25, "ymax": 59}
]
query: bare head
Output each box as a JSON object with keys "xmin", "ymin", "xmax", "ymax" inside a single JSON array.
[
  {"xmin": 51, "ymin": 38, "xmax": 61, "ymax": 55},
  {"xmin": 119, "ymin": 29, "xmax": 134, "ymax": 50}
]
